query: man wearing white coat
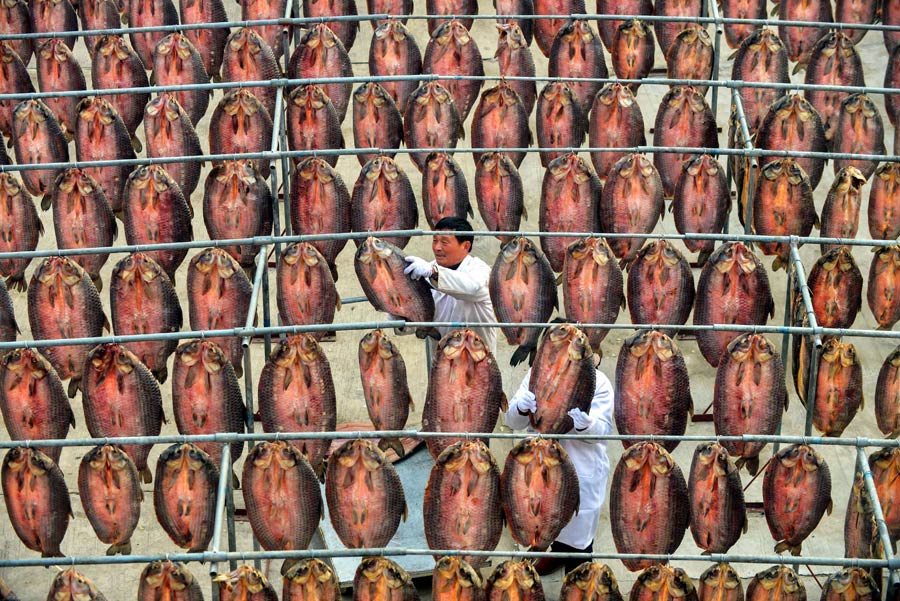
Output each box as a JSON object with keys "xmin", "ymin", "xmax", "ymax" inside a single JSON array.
[{"xmin": 503, "ymin": 365, "xmax": 615, "ymax": 575}]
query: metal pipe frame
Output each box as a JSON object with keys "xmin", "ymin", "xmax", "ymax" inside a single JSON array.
[
  {"xmin": 706, "ymin": 0, "xmax": 723, "ymax": 116},
  {"xmin": 788, "ymin": 241, "xmax": 825, "ymax": 437},
  {"xmin": 858, "ymin": 448, "xmax": 899, "ymax": 599}
]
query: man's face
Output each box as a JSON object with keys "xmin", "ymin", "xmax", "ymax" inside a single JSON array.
[{"xmin": 432, "ymin": 233, "xmax": 471, "ymax": 267}]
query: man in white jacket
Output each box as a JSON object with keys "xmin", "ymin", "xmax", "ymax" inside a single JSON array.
[
  {"xmin": 401, "ymin": 217, "xmax": 497, "ymax": 354},
  {"xmin": 503, "ymin": 366, "xmax": 615, "ymax": 575}
]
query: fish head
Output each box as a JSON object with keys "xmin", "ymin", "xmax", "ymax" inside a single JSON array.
[
  {"xmin": 51, "ymin": 569, "xmax": 101, "ymax": 601},
  {"xmin": 359, "ymin": 329, "xmax": 398, "ymax": 360},
  {"xmin": 700, "ymin": 563, "xmax": 741, "ymax": 592},
  {"xmin": 828, "ymin": 568, "xmax": 877, "ymax": 596},
  {"xmin": 298, "ymin": 157, "xmax": 332, "ymax": 184},
  {"xmin": 675, "ymin": 23, "xmax": 712, "ymax": 48},
  {"xmin": 495, "ymin": 22, "xmax": 528, "ymax": 49},
  {"xmin": 598, "ymin": 82, "xmax": 636, "ymax": 109},
  {"xmin": 636, "ymin": 565, "xmax": 668, "ymax": 591},
  {"xmin": 113, "ymin": 252, "xmax": 164, "ymax": 284},
  {"xmin": 567, "ymin": 562, "xmax": 620, "ymax": 595},
  {"xmin": 224, "ymin": 88, "xmax": 263, "ymax": 116},
  {"xmin": 695, "ymin": 442, "xmax": 732, "ymax": 476},
  {"xmin": 668, "ymin": 567, "xmax": 696, "ymax": 597},
  {"xmin": 13, "ymin": 98, "xmax": 49, "ymax": 123},
  {"xmin": 835, "ymin": 166, "xmax": 868, "ymax": 191},
  {"xmin": 540, "ymin": 81, "xmax": 575, "ymax": 106},
  {"xmin": 821, "ymin": 337, "xmax": 858, "ymax": 367},
  {"xmin": 35, "ymin": 256, "xmax": 84, "ymax": 287},
  {"xmin": 622, "ymin": 440, "xmax": 659, "ymax": 471},
  {"xmin": 373, "ymin": 20, "xmax": 408, "ymax": 43},
  {"xmin": 286, "ymin": 558, "xmax": 335, "ymax": 584},
  {"xmin": 55, "ymin": 168, "xmax": 94, "ymax": 196},
  {"xmin": 0, "ymin": 172, "xmax": 22, "ymax": 197},
  {"xmin": 0, "ymin": 41, "xmax": 17, "ymax": 63},
  {"xmin": 759, "ymin": 566, "xmax": 802, "ymax": 595},
  {"xmin": 193, "ymin": 247, "xmax": 238, "ymax": 280},
  {"xmin": 145, "ymin": 93, "xmax": 184, "ymax": 121},
  {"xmin": 163, "ymin": 442, "xmax": 209, "ymax": 471},
  {"xmin": 2, "ymin": 446, "xmax": 32, "ymax": 471},
  {"xmin": 39, "ymin": 38, "xmax": 70, "ymax": 63}
]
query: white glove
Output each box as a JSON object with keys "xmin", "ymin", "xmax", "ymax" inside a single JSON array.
[
  {"xmin": 516, "ymin": 390, "xmax": 537, "ymax": 415},
  {"xmin": 403, "ymin": 256, "xmax": 435, "ymax": 280},
  {"xmin": 569, "ymin": 408, "xmax": 594, "ymax": 431}
]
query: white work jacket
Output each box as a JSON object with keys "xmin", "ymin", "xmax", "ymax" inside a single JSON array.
[
  {"xmin": 503, "ymin": 368, "xmax": 614, "ymax": 549},
  {"xmin": 428, "ymin": 254, "xmax": 498, "ymax": 355}
]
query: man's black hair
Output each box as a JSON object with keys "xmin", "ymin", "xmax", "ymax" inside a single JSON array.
[{"xmin": 434, "ymin": 216, "xmax": 475, "ymax": 249}]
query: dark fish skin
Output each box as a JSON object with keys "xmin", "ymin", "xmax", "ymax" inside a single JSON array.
[
  {"xmin": 0, "ymin": 41, "xmax": 34, "ymax": 140},
  {"xmin": 257, "ymin": 334, "xmax": 336, "ymax": 478},
  {"xmin": 626, "ymin": 241, "xmax": 695, "ymax": 335},
  {"xmin": 752, "ymin": 158, "xmax": 817, "ymax": 270},
  {"xmin": 763, "ymin": 444, "xmax": 832, "ymax": 555},
  {"xmin": 563, "ymin": 237, "xmax": 625, "ymax": 353},
  {"xmin": 154, "ymin": 443, "xmax": 219, "ymax": 552},
  {"xmin": 432, "ymin": 557, "xmax": 485, "ymax": 601},
  {"xmin": 470, "ymin": 80, "xmax": 532, "ymax": 169},
  {"xmin": 82, "ymin": 343, "xmax": 163, "ymax": 483},
  {"xmin": 631, "ymin": 566, "xmax": 698, "ymax": 601},
  {"xmin": 239, "ymin": 0, "xmax": 286, "ymax": 61},
  {"xmin": 488, "ymin": 237, "xmax": 558, "ymax": 366},
  {"xmin": 426, "ymin": 0, "xmax": 476, "ymax": 35},
  {"xmin": 0, "ymin": 279, "xmax": 15, "ymax": 343},
  {"xmin": 611, "ymin": 19, "xmax": 655, "ymax": 93},
  {"xmin": 654, "ymin": 0, "xmax": 702, "ymax": 57},
  {"xmin": 534, "ymin": 0, "xmax": 586, "ymax": 57},
  {"xmin": 610, "ymin": 442, "xmax": 689, "ymax": 572},
  {"xmin": 368, "ymin": 21, "xmax": 422, "ymax": 116},
  {"xmin": 77, "ymin": 444, "xmax": 142, "ymax": 555},
  {"xmin": 91, "ymin": 35, "xmax": 151, "ymax": 143},
  {"xmin": 27, "ymin": 257, "xmax": 108, "ymax": 396},
  {"xmin": 423, "ymin": 329, "xmax": 506, "ymax": 458},
  {"xmin": 286, "ymin": 84, "xmax": 344, "ymax": 168},
  {"xmin": 745, "ymin": 567, "xmax": 805, "ymax": 601},
  {"xmin": 887, "ymin": 0, "xmax": 900, "ymax": 52},
  {"xmin": 475, "ymin": 152, "xmax": 525, "ymax": 242},
  {"xmin": 485, "ymin": 561, "xmax": 545, "ymax": 601},
  {"xmin": 721, "ymin": 0, "xmax": 766, "ymax": 48},
  {"xmin": 289, "ymin": 158, "xmax": 351, "ymax": 278},
  {"xmin": 181, "ymin": 0, "xmax": 229, "ymax": 78},
  {"xmin": 203, "ymin": 160, "xmax": 274, "ymax": 268},
  {"xmin": 283, "ymin": 559, "xmax": 341, "ymax": 601},
  {"xmin": 28, "ymin": 0, "xmax": 77, "ymax": 51},
  {"xmin": 598, "ymin": 153, "xmax": 665, "ymax": 263},
  {"xmin": 123, "ymin": 165, "xmax": 194, "ymax": 279},
  {"xmin": 713, "ymin": 333, "xmax": 786, "ymax": 475},
  {"xmin": 694, "ymin": 243, "xmax": 775, "ymax": 368},
  {"xmin": 778, "ymin": 0, "xmax": 833, "ymax": 64},
  {"xmin": 367, "ymin": 0, "xmax": 412, "ymax": 28},
  {"xmin": 673, "ymin": 154, "xmax": 730, "ymax": 259},
  {"xmin": 0, "ymin": 348, "xmax": 74, "ymax": 464},
  {"xmin": 730, "ymin": 28, "xmax": 789, "ymax": 137},
  {"xmin": 688, "ymin": 443, "xmax": 747, "ymax": 553},
  {"xmin": 887, "ymin": 45, "xmax": 900, "ymax": 128},
  {"xmin": 666, "ymin": 25, "xmax": 714, "ymax": 96},
  {"xmin": 36, "ymin": 39, "xmax": 85, "ymax": 141},
  {"xmin": 215, "ymin": 566, "xmax": 279, "ymax": 601},
  {"xmin": 423, "ymin": 442, "xmax": 503, "ymax": 568},
  {"xmin": 358, "ymin": 329, "xmax": 413, "ymax": 458},
  {"xmin": 222, "ymin": 28, "xmax": 280, "ymax": 118},
  {"xmin": 698, "ymin": 563, "xmax": 744, "ymax": 601},
  {"xmin": 597, "ymin": 0, "xmax": 652, "ymax": 51},
  {"xmin": 589, "ymin": 83, "xmax": 646, "ymax": 183},
  {"xmin": 804, "ymin": 32, "xmax": 865, "ymax": 145},
  {"xmin": 302, "ymin": 0, "xmax": 359, "ymax": 51},
  {"xmin": 820, "ymin": 167, "xmax": 867, "ymax": 254},
  {"xmin": 539, "ymin": 153, "xmax": 602, "ymax": 272},
  {"xmin": 79, "ymin": 0, "xmax": 123, "ymax": 58},
  {"xmin": 529, "ymin": 324, "xmax": 595, "ymax": 434},
  {"xmin": 353, "ymin": 558, "xmax": 419, "ymax": 601},
  {"xmin": 422, "ymin": 152, "xmax": 472, "ymax": 228},
  {"xmin": 110, "ymin": 253, "xmax": 182, "ymax": 384},
  {"xmin": 144, "ymin": 93, "xmax": 204, "ymax": 199},
  {"xmin": 821, "ymin": 569, "xmax": 879, "ymax": 601},
  {"xmin": 350, "ymin": 156, "xmax": 418, "ymax": 249},
  {"xmin": 128, "ymin": 0, "xmax": 179, "ymax": 70},
  {"xmin": 549, "ymin": 20, "xmax": 608, "ymax": 117},
  {"xmin": 501, "ymin": 438, "xmax": 580, "ymax": 551},
  {"xmin": 1, "ymin": 447, "xmax": 71, "ymax": 557},
  {"xmin": 404, "ymin": 82, "xmax": 463, "ymax": 172},
  {"xmin": 560, "ymin": 562, "xmax": 622, "ymax": 601},
  {"xmin": 289, "ymin": 24, "xmax": 353, "ymax": 122},
  {"xmin": 209, "ymin": 89, "xmax": 274, "ymax": 179},
  {"xmin": 878, "ymin": 345, "xmax": 900, "ymax": 439},
  {"xmin": 355, "ymin": 237, "xmax": 435, "ymax": 329},
  {"xmin": 276, "ymin": 242, "xmax": 339, "ymax": 334},
  {"xmin": 806, "ymin": 246, "xmax": 863, "ymax": 330},
  {"xmin": 242, "ymin": 441, "xmax": 322, "ymax": 554},
  {"xmin": 832, "ymin": 93, "xmax": 886, "ymax": 180},
  {"xmin": 326, "ymin": 440, "xmax": 406, "ymax": 548},
  {"xmin": 0, "ymin": 1, "xmax": 32, "ymax": 67},
  {"xmin": 536, "ymin": 82, "xmax": 585, "ymax": 168},
  {"xmin": 0, "ymin": 172, "xmax": 42, "ymax": 291},
  {"xmin": 652, "ymin": 86, "xmax": 719, "ymax": 198},
  {"xmin": 46, "ymin": 570, "xmax": 107, "ymax": 601},
  {"xmin": 809, "ymin": 337, "xmax": 863, "ymax": 436},
  {"xmin": 495, "ymin": 23, "xmax": 536, "ymax": 117},
  {"xmin": 11, "ymin": 99, "xmax": 68, "ymax": 205},
  {"xmin": 353, "ymin": 82, "xmax": 403, "ymax": 166},
  {"xmin": 152, "ymin": 33, "xmax": 211, "ymax": 127},
  {"xmin": 172, "ymin": 339, "xmax": 245, "ymax": 469},
  {"xmin": 844, "ymin": 473, "xmax": 881, "ymax": 559},
  {"xmin": 138, "ymin": 561, "xmax": 204, "ymax": 601},
  {"xmin": 422, "ymin": 19, "xmax": 484, "ymax": 121},
  {"xmin": 869, "ymin": 447, "xmax": 900, "ymax": 540},
  {"xmin": 74, "ymin": 96, "xmax": 137, "ymax": 214},
  {"xmin": 187, "ymin": 248, "xmax": 252, "ymax": 377},
  {"xmin": 756, "ymin": 93, "xmax": 827, "ymax": 190},
  {"xmin": 615, "ymin": 330, "xmax": 693, "ymax": 451}
]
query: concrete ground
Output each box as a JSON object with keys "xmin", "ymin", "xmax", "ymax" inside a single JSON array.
[{"xmin": 0, "ymin": 0, "xmax": 896, "ymax": 599}]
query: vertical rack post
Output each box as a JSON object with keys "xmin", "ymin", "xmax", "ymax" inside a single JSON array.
[
  {"xmin": 707, "ymin": 0, "xmax": 723, "ymax": 116},
  {"xmin": 209, "ymin": 443, "xmax": 233, "ymax": 599},
  {"xmin": 857, "ymin": 448, "xmax": 899, "ymax": 599},
  {"xmin": 789, "ymin": 241, "xmax": 823, "ymax": 436},
  {"xmin": 730, "ymin": 87, "xmax": 757, "ymax": 234}
]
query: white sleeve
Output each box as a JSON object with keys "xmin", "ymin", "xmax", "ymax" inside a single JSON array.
[
  {"xmin": 503, "ymin": 370, "xmax": 533, "ymax": 431},
  {"xmin": 431, "ymin": 263, "xmax": 491, "ymax": 303},
  {"xmin": 572, "ymin": 370, "xmax": 615, "ymax": 437}
]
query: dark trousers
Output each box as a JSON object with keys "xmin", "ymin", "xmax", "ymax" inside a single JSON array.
[{"xmin": 550, "ymin": 539, "xmax": 594, "ymax": 575}]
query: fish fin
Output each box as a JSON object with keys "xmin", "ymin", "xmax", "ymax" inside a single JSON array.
[
  {"xmin": 668, "ymin": 200, "xmax": 674, "ymax": 213},
  {"xmin": 91, "ymin": 274, "xmax": 103, "ymax": 293},
  {"xmin": 103, "ymin": 313, "xmax": 111, "ymax": 332},
  {"xmin": 41, "ymin": 550, "xmax": 65, "ymax": 558},
  {"xmin": 154, "ymin": 366, "xmax": 168, "ymax": 384},
  {"xmin": 335, "ymin": 293, "xmax": 342, "ymax": 311},
  {"xmin": 106, "ymin": 540, "xmax": 131, "ymax": 556},
  {"xmin": 697, "ymin": 251, "xmax": 710, "ymax": 267},
  {"xmin": 329, "ymin": 262, "xmax": 339, "ymax": 282},
  {"xmin": 500, "ymin": 392, "xmax": 509, "ymax": 412},
  {"xmin": 41, "ymin": 194, "xmax": 52, "ymax": 211},
  {"xmin": 888, "ymin": 428, "xmax": 900, "ymax": 440},
  {"xmin": 791, "ymin": 61, "xmax": 807, "ymax": 75},
  {"xmin": 510, "ymin": 344, "xmax": 536, "ymax": 367},
  {"xmin": 772, "ymin": 256, "xmax": 783, "ymax": 272},
  {"xmin": 148, "ymin": 71, "xmax": 155, "ymax": 86},
  {"xmin": 67, "ymin": 378, "xmax": 80, "ymax": 399},
  {"xmin": 783, "ymin": 390, "xmax": 789, "ymax": 410},
  {"xmin": 380, "ymin": 438, "xmax": 406, "ymax": 459},
  {"xmin": 701, "ymin": 550, "xmax": 711, "ymax": 556},
  {"xmin": 770, "ymin": 3, "xmax": 779, "ymax": 15},
  {"xmin": 232, "ymin": 470, "xmax": 240, "ymax": 490},
  {"xmin": 555, "ymin": 273, "xmax": 563, "ymax": 286},
  {"xmin": 315, "ymin": 459, "xmax": 326, "ymax": 483},
  {"xmin": 141, "ymin": 466, "xmax": 153, "ymax": 484},
  {"xmin": 827, "ymin": 497, "xmax": 833, "ymax": 515},
  {"xmin": 774, "ymin": 541, "xmax": 790, "ymax": 553},
  {"xmin": 727, "ymin": 48, "xmax": 739, "ymax": 60},
  {"xmin": 416, "ymin": 327, "xmax": 441, "ymax": 340},
  {"xmin": 281, "ymin": 558, "xmax": 301, "ymax": 577},
  {"xmin": 878, "ymin": 324, "xmax": 892, "ymax": 331},
  {"xmin": 521, "ymin": 204, "xmax": 528, "ymax": 221},
  {"xmin": 688, "ymin": 397, "xmax": 694, "ymax": 417},
  {"xmin": 234, "ymin": 361, "xmax": 243, "ymax": 379},
  {"xmin": 6, "ymin": 275, "xmax": 26, "ymax": 293},
  {"xmin": 743, "ymin": 515, "xmax": 749, "ymax": 533},
  {"xmin": 402, "ymin": 500, "xmax": 408, "ymax": 522},
  {"xmin": 131, "ymin": 135, "xmax": 142, "ymax": 153}
]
